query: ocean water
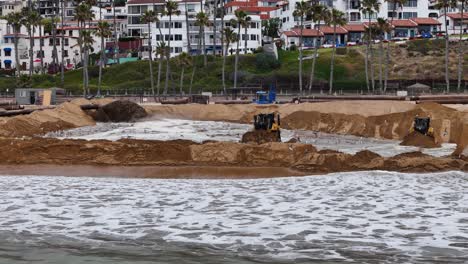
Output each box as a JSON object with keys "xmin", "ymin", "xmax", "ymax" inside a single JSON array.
[
  {"xmin": 45, "ymin": 119, "xmax": 457, "ymax": 157},
  {"xmin": 0, "ymin": 171, "xmax": 467, "ymax": 263}
]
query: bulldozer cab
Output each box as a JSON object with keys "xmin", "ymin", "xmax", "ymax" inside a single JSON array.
[
  {"xmin": 253, "ymin": 113, "xmax": 280, "ymax": 131},
  {"xmin": 414, "ymin": 117, "xmax": 431, "ymax": 135}
]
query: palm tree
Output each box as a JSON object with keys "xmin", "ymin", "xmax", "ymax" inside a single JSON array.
[
  {"xmin": 80, "ymin": 30, "xmax": 94, "ymax": 95},
  {"xmin": 74, "ymin": 3, "xmax": 94, "ymax": 95},
  {"xmin": 156, "ymin": 41, "xmax": 168, "ymax": 96},
  {"xmin": 141, "ymin": 10, "xmax": 158, "ymax": 95},
  {"xmin": 222, "ymin": 27, "xmax": 237, "ymax": 95},
  {"xmin": 384, "ymin": 0, "xmax": 406, "ymax": 92},
  {"xmin": 39, "ymin": 18, "xmax": 48, "ymax": 74},
  {"xmin": 220, "ymin": 0, "xmax": 226, "ymax": 93},
  {"xmin": 20, "ymin": 8, "xmax": 39, "ymax": 77},
  {"xmin": 293, "ymin": 1, "xmax": 309, "ymax": 95},
  {"xmin": 457, "ymin": 0, "xmax": 467, "ymax": 92},
  {"xmin": 183, "ymin": 0, "xmax": 191, "ymax": 52},
  {"xmin": 328, "ymin": 8, "xmax": 346, "ymax": 94},
  {"xmin": 60, "ymin": 0, "xmax": 66, "ymax": 87},
  {"xmin": 162, "ymin": 0, "xmax": 180, "ymax": 95},
  {"xmin": 231, "ymin": 10, "xmax": 250, "ymax": 89},
  {"xmin": 360, "ymin": 0, "xmax": 380, "ymax": 92},
  {"xmin": 437, "ymin": 0, "xmax": 453, "ymax": 93},
  {"xmin": 213, "ymin": 0, "xmax": 219, "ymax": 56},
  {"xmin": 112, "ymin": 0, "xmax": 119, "ymax": 64},
  {"xmin": 240, "ymin": 15, "xmax": 252, "ymax": 55},
  {"xmin": 95, "ymin": 21, "xmax": 112, "ymax": 96},
  {"xmin": 375, "ymin": 18, "xmax": 391, "ymax": 92},
  {"xmin": 176, "ymin": 52, "xmax": 191, "ymax": 94},
  {"xmin": 4, "ymin": 12, "xmax": 23, "ymax": 79},
  {"xmin": 195, "ymin": 11, "xmax": 210, "ymax": 66},
  {"xmin": 308, "ymin": 4, "xmax": 329, "ymax": 94}
]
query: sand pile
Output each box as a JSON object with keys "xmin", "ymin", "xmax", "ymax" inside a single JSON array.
[
  {"xmin": 0, "ymin": 99, "xmax": 95, "ymax": 138},
  {"xmin": 92, "ymin": 100, "xmax": 147, "ymax": 122},
  {"xmin": 400, "ymin": 131, "xmax": 441, "ymax": 148},
  {"xmin": 0, "ymin": 138, "xmax": 466, "ymax": 174},
  {"xmin": 241, "ymin": 130, "xmax": 281, "ymax": 144}
]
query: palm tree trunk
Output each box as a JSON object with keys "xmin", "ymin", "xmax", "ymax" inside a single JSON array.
[
  {"xmin": 164, "ymin": 15, "xmax": 172, "ymax": 95},
  {"xmin": 52, "ymin": 3, "xmax": 58, "ymax": 74},
  {"xmin": 80, "ymin": 23, "xmax": 85, "ymax": 96},
  {"xmin": 222, "ymin": 40, "xmax": 229, "ymax": 95},
  {"xmin": 299, "ymin": 17, "xmax": 303, "ymax": 95},
  {"xmin": 244, "ymin": 26, "xmax": 248, "ymax": 54},
  {"xmin": 457, "ymin": 2, "xmax": 464, "ymax": 93},
  {"xmin": 84, "ymin": 47, "xmax": 89, "ymax": 94},
  {"xmin": 444, "ymin": 8, "xmax": 450, "ymax": 93},
  {"xmin": 190, "ymin": 25, "xmax": 202, "ymax": 94},
  {"xmin": 60, "ymin": 0, "xmax": 65, "ymax": 87},
  {"xmin": 113, "ymin": 0, "xmax": 119, "ymax": 64},
  {"xmin": 39, "ymin": 24, "xmax": 44, "ymax": 74},
  {"xmin": 234, "ymin": 25, "xmax": 241, "ymax": 89},
  {"xmin": 365, "ymin": 16, "xmax": 371, "ymax": 92},
  {"xmin": 379, "ymin": 38, "xmax": 383, "ymax": 92},
  {"xmin": 384, "ymin": 6, "xmax": 397, "ymax": 92},
  {"xmin": 308, "ymin": 24, "xmax": 320, "ymax": 94},
  {"xmin": 202, "ymin": 25, "xmax": 207, "ymax": 66},
  {"xmin": 329, "ymin": 25, "xmax": 337, "ymax": 94},
  {"xmin": 148, "ymin": 22, "xmax": 155, "ymax": 95},
  {"xmin": 213, "ymin": 0, "xmax": 217, "ymax": 56},
  {"xmin": 220, "ymin": 0, "xmax": 225, "ymax": 94},
  {"xmin": 180, "ymin": 67, "xmax": 184, "ymax": 94},
  {"xmin": 370, "ymin": 41, "xmax": 375, "ymax": 92},
  {"xmin": 28, "ymin": 26, "xmax": 33, "ymax": 77},
  {"xmin": 157, "ymin": 53, "xmax": 162, "ymax": 95},
  {"xmin": 184, "ymin": 1, "xmax": 191, "ymax": 52},
  {"xmin": 14, "ymin": 31, "xmax": 20, "ymax": 79},
  {"xmin": 98, "ymin": 35, "xmax": 104, "ymax": 96}
]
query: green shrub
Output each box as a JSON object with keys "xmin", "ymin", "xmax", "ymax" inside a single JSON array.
[
  {"xmin": 255, "ymin": 53, "xmax": 280, "ymax": 71},
  {"xmin": 407, "ymin": 39, "xmax": 445, "ymax": 55},
  {"xmin": 289, "ymin": 44, "xmax": 297, "ymax": 51}
]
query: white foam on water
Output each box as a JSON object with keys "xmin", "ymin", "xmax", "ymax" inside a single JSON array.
[
  {"xmin": 0, "ymin": 171, "xmax": 467, "ymax": 262},
  {"xmin": 46, "ymin": 119, "xmax": 457, "ymax": 157}
]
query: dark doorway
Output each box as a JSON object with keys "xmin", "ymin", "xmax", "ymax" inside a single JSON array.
[{"xmin": 30, "ymin": 91, "xmax": 36, "ymax": 104}]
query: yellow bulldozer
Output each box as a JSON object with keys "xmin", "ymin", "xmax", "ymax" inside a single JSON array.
[
  {"xmin": 241, "ymin": 112, "xmax": 281, "ymax": 143},
  {"xmin": 409, "ymin": 116, "xmax": 434, "ymax": 137}
]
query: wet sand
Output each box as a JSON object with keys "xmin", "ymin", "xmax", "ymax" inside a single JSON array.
[{"xmin": 0, "ymin": 165, "xmax": 306, "ymax": 179}]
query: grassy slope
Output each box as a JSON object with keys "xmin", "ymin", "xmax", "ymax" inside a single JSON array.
[{"xmin": 1, "ymin": 48, "xmax": 367, "ymax": 94}]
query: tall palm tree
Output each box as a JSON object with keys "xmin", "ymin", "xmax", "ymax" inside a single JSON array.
[
  {"xmin": 74, "ymin": 3, "xmax": 94, "ymax": 95},
  {"xmin": 20, "ymin": 8, "xmax": 39, "ymax": 77},
  {"xmin": 95, "ymin": 21, "xmax": 112, "ymax": 96},
  {"xmin": 4, "ymin": 12, "xmax": 23, "ymax": 79},
  {"xmin": 437, "ymin": 0, "xmax": 453, "ymax": 93},
  {"xmin": 39, "ymin": 18, "xmax": 48, "ymax": 74},
  {"xmin": 195, "ymin": 11, "xmax": 210, "ymax": 66},
  {"xmin": 457, "ymin": 0, "xmax": 467, "ymax": 92},
  {"xmin": 176, "ymin": 52, "xmax": 191, "ymax": 94},
  {"xmin": 141, "ymin": 10, "xmax": 158, "ymax": 95},
  {"xmin": 360, "ymin": 0, "xmax": 380, "ymax": 92},
  {"xmin": 51, "ymin": 0, "xmax": 59, "ymax": 74},
  {"xmin": 220, "ymin": 0, "xmax": 226, "ymax": 93},
  {"xmin": 162, "ymin": 0, "xmax": 180, "ymax": 95},
  {"xmin": 222, "ymin": 27, "xmax": 237, "ymax": 95},
  {"xmin": 60, "ymin": 0, "xmax": 66, "ymax": 87},
  {"xmin": 213, "ymin": 0, "xmax": 218, "ymax": 56},
  {"xmin": 293, "ymin": 1, "xmax": 310, "ymax": 95},
  {"xmin": 156, "ymin": 41, "xmax": 168, "ymax": 96},
  {"xmin": 383, "ymin": 0, "xmax": 406, "ymax": 92},
  {"xmin": 230, "ymin": 10, "xmax": 250, "ymax": 89},
  {"xmin": 183, "ymin": 0, "xmax": 191, "ymax": 52},
  {"xmin": 308, "ymin": 4, "xmax": 329, "ymax": 94},
  {"xmin": 112, "ymin": 0, "xmax": 119, "ymax": 64},
  {"xmin": 328, "ymin": 8, "xmax": 346, "ymax": 94},
  {"xmin": 80, "ymin": 30, "xmax": 94, "ymax": 95},
  {"xmin": 375, "ymin": 18, "xmax": 391, "ymax": 92},
  {"xmin": 240, "ymin": 15, "xmax": 252, "ymax": 55}
]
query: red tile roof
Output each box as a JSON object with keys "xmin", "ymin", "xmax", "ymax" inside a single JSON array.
[
  {"xmin": 410, "ymin": 17, "xmax": 441, "ymax": 25},
  {"xmin": 283, "ymin": 28, "xmax": 323, "ymax": 37},
  {"xmin": 225, "ymin": 1, "xmax": 257, "ymax": 8},
  {"xmin": 319, "ymin": 26, "xmax": 348, "ymax": 34},
  {"xmin": 344, "ymin": 23, "xmax": 365, "ymax": 32},
  {"xmin": 390, "ymin": 19, "xmax": 417, "ymax": 27},
  {"xmin": 238, "ymin": 6, "xmax": 279, "ymax": 12},
  {"xmin": 446, "ymin": 13, "xmax": 468, "ymax": 19},
  {"xmin": 127, "ymin": 0, "xmax": 164, "ymax": 5}
]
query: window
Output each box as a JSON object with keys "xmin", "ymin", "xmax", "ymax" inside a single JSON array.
[
  {"xmin": 164, "ymin": 22, "xmax": 170, "ymax": 28},
  {"xmin": 250, "ymin": 22, "xmax": 257, "ymax": 28},
  {"xmin": 241, "ymin": 34, "xmax": 247, "ymax": 40},
  {"xmin": 63, "ymin": 50, "xmax": 68, "ymax": 57},
  {"xmin": 37, "ymin": 50, "xmax": 44, "ymax": 58},
  {"xmin": 66, "ymin": 9, "xmax": 73, "ymax": 16},
  {"xmin": 172, "ymin": 47, "xmax": 182, "ymax": 53},
  {"xmin": 403, "ymin": 0, "xmax": 417, "ymax": 7},
  {"xmin": 128, "ymin": 16, "xmax": 141, "ymax": 24},
  {"xmin": 402, "ymin": 12, "xmax": 417, "ymax": 19},
  {"xmin": 5, "ymin": 61, "xmax": 11, "ymax": 69},
  {"xmin": 250, "ymin": 34, "xmax": 257, "ymax": 41},
  {"xmin": 174, "ymin": 22, "xmax": 182, "ymax": 28},
  {"xmin": 187, "ymin": 4, "xmax": 195, "ymax": 12},
  {"xmin": 156, "ymin": 34, "xmax": 161, "ymax": 41},
  {"xmin": 20, "ymin": 91, "xmax": 27, "ymax": 97},
  {"xmin": 64, "ymin": 38, "xmax": 69, "ymax": 46},
  {"xmin": 69, "ymin": 30, "xmax": 73, "ymax": 36},
  {"xmin": 5, "ymin": 49, "xmax": 11, "ymax": 56},
  {"xmin": 4, "ymin": 38, "xmax": 9, "ymax": 44},
  {"xmin": 174, "ymin": 34, "xmax": 182, "ymax": 41}
]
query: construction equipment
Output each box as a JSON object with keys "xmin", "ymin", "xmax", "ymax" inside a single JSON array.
[
  {"xmin": 253, "ymin": 84, "xmax": 276, "ymax": 104},
  {"xmin": 241, "ymin": 112, "xmax": 281, "ymax": 143},
  {"xmin": 410, "ymin": 116, "xmax": 434, "ymax": 137}
]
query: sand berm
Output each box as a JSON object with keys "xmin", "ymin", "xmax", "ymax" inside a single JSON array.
[{"xmin": 0, "ymin": 99, "xmax": 467, "ymax": 177}]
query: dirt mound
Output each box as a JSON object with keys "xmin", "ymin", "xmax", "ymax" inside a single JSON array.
[
  {"xmin": 0, "ymin": 99, "xmax": 95, "ymax": 138},
  {"xmin": 94, "ymin": 100, "xmax": 147, "ymax": 122},
  {"xmin": 400, "ymin": 131, "xmax": 441, "ymax": 148},
  {"xmin": 241, "ymin": 130, "xmax": 281, "ymax": 144}
]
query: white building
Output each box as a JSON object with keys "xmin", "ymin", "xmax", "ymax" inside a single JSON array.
[{"xmin": 438, "ymin": 13, "xmax": 468, "ymax": 35}]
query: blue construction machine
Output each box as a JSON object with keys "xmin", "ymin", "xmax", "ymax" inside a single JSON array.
[{"xmin": 253, "ymin": 84, "xmax": 276, "ymax": 104}]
